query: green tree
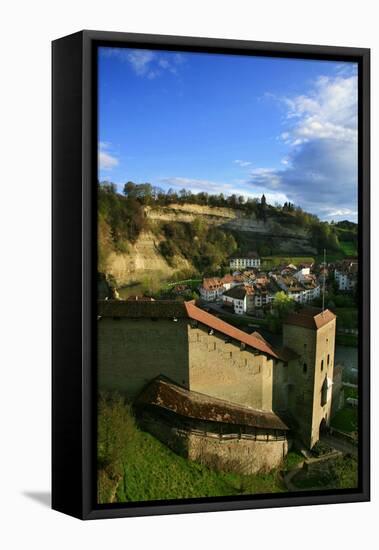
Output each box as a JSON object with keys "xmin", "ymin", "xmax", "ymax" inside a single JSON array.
[{"xmin": 272, "ymin": 291, "xmax": 295, "ymax": 318}]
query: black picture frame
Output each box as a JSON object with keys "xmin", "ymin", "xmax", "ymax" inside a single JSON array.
[{"xmin": 52, "ymin": 30, "xmax": 370, "ymax": 520}]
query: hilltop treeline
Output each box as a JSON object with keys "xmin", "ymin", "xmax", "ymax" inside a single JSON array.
[{"xmin": 98, "ymin": 181, "xmax": 357, "ymax": 260}]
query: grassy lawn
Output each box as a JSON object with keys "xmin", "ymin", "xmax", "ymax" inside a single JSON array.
[
  {"xmin": 283, "ymin": 451, "xmax": 304, "ymax": 470},
  {"xmin": 98, "ymin": 396, "xmax": 286, "ymax": 504},
  {"xmin": 331, "ymin": 406, "xmax": 358, "ymax": 433},
  {"xmin": 115, "ymin": 426, "xmax": 285, "ymax": 503},
  {"xmin": 339, "ymin": 241, "xmax": 358, "ymax": 257},
  {"xmin": 165, "ymin": 278, "xmax": 202, "ymax": 290},
  {"xmin": 261, "ymin": 256, "xmax": 315, "ymax": 269}
]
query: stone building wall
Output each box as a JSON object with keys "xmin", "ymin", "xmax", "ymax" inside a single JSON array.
[
  {"xmin": 283, "ymin": 324, "xmax": 317, "ymax": 447},
  {"xmin": 98, "ymin": 316, "xmax": 279, "ymax": 411},
  {"xmin": 97, "ymin": 317, "xmax": 189, "ymax": 399},
  {"xmin": 311, "ymin": 320, "xmax": 336, "ymax": 445},
  {"xmin": 283, "ymin": 318, "xmax": 336, "ymax": 447},
  {"xmin": 187, "ymin": 324, "xmax": 275, "ymax": 410},
  {"xmin": 138, "ymin": 411, "xmax": 288, "ymax": 475},
  {"xmin": 188, "ymin": 432, "xmax": 288, "ymax": 475}
]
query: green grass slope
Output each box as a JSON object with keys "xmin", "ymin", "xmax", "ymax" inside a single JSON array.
[
  {"xmin": 116, "ymin": 428, "xmax": 285, "ymax": 503},
  {"xmin": 97, "ymin": 394, "xmax": 285, "ymax": 504}
]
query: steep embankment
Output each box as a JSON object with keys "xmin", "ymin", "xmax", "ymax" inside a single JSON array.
[
  {"xmin": 103, "ymin": 229, "xmax": 193, "ymax": 287},
  {"xmin": 100, "ymin": 203, "xmax": 316, "ymax": 287}
]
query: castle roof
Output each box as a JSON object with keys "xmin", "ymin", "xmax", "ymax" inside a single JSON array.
[
  {"xmin": 284, "ymin": 307, "xmax": 336, "ymax": 330},
  {"xmin": 98, "ymin": 299, "xmax": 292, "ymax": 361},
  {"xmin": 98, "ymin": 299, "xmax": 187, "ymax": 319},
  {"xmin": 136, "ymin": 377, "xmax": 289, "ymax": 431},
  {"xmin": 184, "ymin": 300, "xmax": 281, "ymax": 359}
]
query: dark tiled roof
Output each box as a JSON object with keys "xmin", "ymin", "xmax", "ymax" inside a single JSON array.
[
  {"xmin": 136, "ymin": 376, "xmax": 289, "ymax": 431},
  {"xmin": 231, "ymin": 251, "xmax": 260, "ymax": 260},
  {"xmin": 284, "ymin": 307, "xmax": 336, "ymax": 330},
  {"xmin": 223, "ymin": 285, "xmax": 250, "ymax": 300},
  {"xmin": 98, "ymin": 299, "xmax": 187, "ymax": 318}
]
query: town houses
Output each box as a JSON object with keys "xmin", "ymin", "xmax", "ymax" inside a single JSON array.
[
  {"xmin": 199, "ymin": 275, "xmax": 239, "ymax": 301},
  {"xmin": 197, "ymin": 253, "xmax": 359, "ymax": 315},
  {"xmin": 334, "ymin": 258, "xmax": 358, "ymax": 291},
  {"xmin": 198, "ymin": 254, "xmax": 325, "ymax": 315}
]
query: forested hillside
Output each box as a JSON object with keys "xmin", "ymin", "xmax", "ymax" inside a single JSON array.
[{"xmin": 97, "ymin": 181, "xmax": 358, "ymax": 288}]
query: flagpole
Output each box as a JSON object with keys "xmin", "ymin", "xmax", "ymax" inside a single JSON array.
[{"xmin": 322, "ymin": 248, "xmax": 326, "ymax": 313}]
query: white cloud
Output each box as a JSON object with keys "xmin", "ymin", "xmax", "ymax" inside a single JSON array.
[
  {"xmin": 98, "ymin": 142, "xmax": 119, "ymax": 171},
  {"xmin": 234, "ymin": 159, "xmax": 252, "ymax": 168},
  {"xmin": 281, "ymin": 75, "xmax": 358, "ymax": 145},
  {"xmin": 250, "ymin": 73, "xmax": 358, "ymax": 221},
  {"xmin": 127, "ymin": 50, "xmax": 156, "ymax": 77},
  {"xmin": 100, "ymin": 47, "xmax": 184, "ymax": 79},
  {"xmin": 159, "ymin": 176, "xmax": 290, "ymax": 206}
]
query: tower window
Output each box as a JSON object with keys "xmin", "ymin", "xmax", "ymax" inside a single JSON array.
[
  {"xmin": 327, "ymin": 354, "xmax": 330, "ymax": 366},
  {"xmin": 321, "ymin": 359, "xmax": 324, "ymax": 371},
  {"xmin": 321, "ymin": 378, "xmax": 328, "ymax": 406},
  {"xmin": 303, "ymin": 363, "xmax": 307, "ymax": 374}
]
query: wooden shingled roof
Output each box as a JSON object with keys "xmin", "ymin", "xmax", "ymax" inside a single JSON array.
[
  {"xmin": 98, "ymin": 299, "xmax": 187, "ymax": 318},
  {"xmin": 136, "ymin": 376, "xmax": 289, "ymax": 431}
]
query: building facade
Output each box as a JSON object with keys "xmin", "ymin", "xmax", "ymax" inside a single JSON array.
[
  {"xmin": 98, "ymin": 299, "xmax": 337, "ymax": 468},
  {"xmin": 229, "ymin": 252, "xmax": 261, "ymax": 269}
]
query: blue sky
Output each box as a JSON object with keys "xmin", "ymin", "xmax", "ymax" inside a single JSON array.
[{"xmin": 98, "ymin": 47, "xmax": 358, "ymax": 222}]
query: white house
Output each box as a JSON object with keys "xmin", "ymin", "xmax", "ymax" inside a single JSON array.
[
  {"xmin": 222, "ymin": 285, "xmax": 252, "ymax": 314},
  {"xmin": 199, "ymin": 275, "xmax": 241, "ymax": 301},
  {"xmin": 199, "ymin": 278, "xmax": 224, "ymax": 301},
  {"xmin": 229, "ymin": 252, "xmax": 260, "ymax": 270},
  {"xmin": 293, "ymin": 267, "xmax": 310, "ymax": 282},
  {"xmin": 334, "ymin": 261, "xmax": 357, "ymax": 292}
]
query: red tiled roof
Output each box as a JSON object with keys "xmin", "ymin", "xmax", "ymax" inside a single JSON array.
[
  {"xmin": 184, "ymin": 301, "xmax": 281, "ymax": 359},
  {"xmin": 136, "ymin": 376, "xmax": 289, "ymax": 431},
  {"xmin": 285, "ymin": 307, "xmax": 336, "ymax": 330},
  {"xmin": 202, "ymin": 277, "xmax": 223, "ymax": 290},
  {"xmin": 221, "ymin": 274, "xmax": 234, "ymax": 284}
]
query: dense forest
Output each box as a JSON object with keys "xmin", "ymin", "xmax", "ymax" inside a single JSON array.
[{"xmin": 98, "ymin": 181, "xmax": 357, "ymax": 275}]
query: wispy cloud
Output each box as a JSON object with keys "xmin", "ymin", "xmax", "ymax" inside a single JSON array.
[
  {"xmin": 234, "ymin": 159, "xmax": 252, "ymax": 168},
  {"xmin": 98, "ymin": 142, "xmax": 119, "ymax": 170},
  {"xmin": 249, "ymin": 73, "xmax": 358, "ymax": 221},
  {"xmin": 100, "ymin": 47, "xmax": 184, "ymax": 79},
  {"xmin": 159, "ymin": 176, "xmax": 290, "ymax": 206}
]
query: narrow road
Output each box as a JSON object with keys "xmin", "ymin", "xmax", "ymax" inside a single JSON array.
[{"xmin": 321, "ymin": 434, "xmax": 358, "ymax": 458}]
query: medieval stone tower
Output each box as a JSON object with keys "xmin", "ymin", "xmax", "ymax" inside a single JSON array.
[{"xmin": 283, "ymin": 308, "xmax": 336, "ymax": 448}]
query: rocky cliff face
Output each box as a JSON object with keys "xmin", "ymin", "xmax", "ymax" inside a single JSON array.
[
  {"xmin": 146, "ymin": 203, "xmax": 310, "ymax": 237},
  {"xmin": 103, "ymin": 229, "xmax": 193, "ymax": 287},
  {"xmin": 101, "ymin": 203, "xmax": 316, "ymax": 287}
]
